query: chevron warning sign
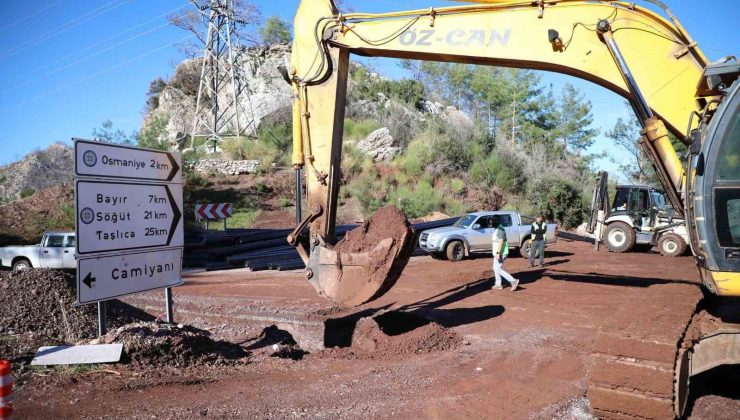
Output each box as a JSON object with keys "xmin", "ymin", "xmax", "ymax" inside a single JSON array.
[{"xmin": 195, "ymin": 203, "xmax": 233, "ymax": 221}]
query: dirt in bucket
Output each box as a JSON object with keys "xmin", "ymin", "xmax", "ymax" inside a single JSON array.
[{"xmin": 333, "ymin": 205, "xmax": 411, "ymax": 254}]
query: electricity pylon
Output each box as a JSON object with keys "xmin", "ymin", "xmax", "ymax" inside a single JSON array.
[{"xmin": 190, "ymin": 0, "xmax": 256, "ymax": 152}]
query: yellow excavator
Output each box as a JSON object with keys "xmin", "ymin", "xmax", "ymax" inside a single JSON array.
[{"xmin": 285, "ymin": 0, "xmax": 739, "ymax": 417}]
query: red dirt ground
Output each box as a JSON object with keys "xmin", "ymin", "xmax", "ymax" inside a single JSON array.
[{"xmin": 14, "ymin": 239, "xmax": 740, "ymax": 419}]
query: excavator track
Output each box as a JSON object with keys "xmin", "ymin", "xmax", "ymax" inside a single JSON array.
[{"xmin": 587, "ymin": 282, "xmax": 704, "ymax": 419}]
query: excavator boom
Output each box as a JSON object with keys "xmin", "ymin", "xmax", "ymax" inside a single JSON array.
[
  {"xmin": 289, "ymin": 0, "xmax": 712, "ymax": 306},
  {"xmin": 288, "ymin": 1, "xmax": 740, "ymax": 417}
]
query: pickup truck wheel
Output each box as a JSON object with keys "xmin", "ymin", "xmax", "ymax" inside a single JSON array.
[
  {"xmin": 658, "ymin": 233, "xmax": 687, "ymax": 257},
  {"xmin": 12, "ymin": 258, "xmax": 32, "ymax": 272},
  {"xmin": 604, "ymin": 222, "xmax": 636, "ymax": 253},
  {"xmin": 520, "ymin": 240, "xmax": 529, "ymax": 259},
  {"xmin": 445, "ymin": 241, "xmax": 465, "ymax": 262}
]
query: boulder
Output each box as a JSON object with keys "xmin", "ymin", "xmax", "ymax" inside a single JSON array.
[{"xmin": 357, "ymin": 127, "xmax": 400, "ymax": 162}]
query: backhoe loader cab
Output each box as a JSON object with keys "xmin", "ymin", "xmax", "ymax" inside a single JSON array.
[
  {"xmin": 609, "ymin": 185, "xmax": 676, "ymax": 226},
  {"xmin": 591, "ymin": 177, "xmax": 689, "ymax": 256}
]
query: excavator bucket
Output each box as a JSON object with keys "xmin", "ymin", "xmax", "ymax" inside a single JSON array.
[{"xmin": 304, "ymin": 206, "xmax": 415, "ymax": 307}]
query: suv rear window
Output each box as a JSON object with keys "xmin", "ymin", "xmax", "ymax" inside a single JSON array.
[{"xmin": 65, "ymin": 235, "xmax": 76, "ymax": 247}]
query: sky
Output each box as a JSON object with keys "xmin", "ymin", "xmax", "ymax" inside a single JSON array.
[{"xmin": 0, "ymin": 0, "xmax": 737, "ymax": 180}]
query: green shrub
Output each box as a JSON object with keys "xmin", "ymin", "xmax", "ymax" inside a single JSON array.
[
  {"xmin": 344, "ymin": 119, "xmax": 381, "ymax": 141},
  {"xmin": 442, "ymin": 196, "xmax": 467, "ymax": 216},
  {"xmin": 257, "ymin": 123, "xmax": 291, "ymax": 154},
  {"xmin": 428, "ymin": 133, "xmax": 474, "ymax": 174},
  {"xmin": 527, "ymin": 178, "xmax": 585, "ymax": 229},
  {"xmin": 137, "ymin": 114, "xmax": 170, "ymax": 151},
  {"xmin": 343, "ymin": 167, "xmax": 393, "ymax": 215},
  {"xmin": 278, "ymin": 197, "xmax": 292, "ymax": 208},
  {"xmin": 219, "ymin": 123, "xmax": 291, "ymax": 167},
  {"xmin": 342, "ymin": 141, "xmax": 369, "ymax": 179},
  {"xmin": 222, "ymin": 138, "xmax": 278, "ymax": 167},
  {"xmin": 209, "ymin": 210, "xmax": 261, "ymax": 230},
  {"xmin": 185, "ymin": 171, "xmax": 208, "ymax": 188},
  {"xmin": 391, "ymin": 180, "xmax": 442, "ymax": 219},
  {"xmin": 20, "ymin": 188, "xmax": 35, "ymax": 198},
  {"xmin": 449, "ymin": 178, "xmax": 466, "ymax": 194},
  {"xmin": 350, "ymin": 67, "xmax": 425, "ymax": 109},
  {"xmin": 399, "ymin": 138, "xmax": 432, "ymax": 176},
  {"xmin": 469, "ymin": 153, "xmax": 525, "ymax": 193},
  {"xmin": 221, "ymin": 137, "xmax": 249, "ymax": 160},
  {"xmin": 255, "ymin": 181, "xmax": 269, "ymax": 194}
]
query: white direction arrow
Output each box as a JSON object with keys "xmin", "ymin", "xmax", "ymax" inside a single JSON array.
[
  {"xmin": 76, "ymin": 180, "xmax": 183, "ymax": 254},
  {"xmin": 77, "ymin": 248, "xmax": 183, "ymax": 305},
  {"xmin": 75, "ymin": 139, "xmax": 182, "ymax": 183}
]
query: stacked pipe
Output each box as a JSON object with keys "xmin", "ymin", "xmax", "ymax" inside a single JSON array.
[{"xmin": 184, "ymin": 218, "xmax": 459, "ymax": 272}]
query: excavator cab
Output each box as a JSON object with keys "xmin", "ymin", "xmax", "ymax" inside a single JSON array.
[{"xmin": 687, "ymin": 61, "xmax": 740, "ymax": 295}]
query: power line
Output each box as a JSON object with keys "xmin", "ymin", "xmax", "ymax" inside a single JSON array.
[
  {"xmin": 0, "ymin": 0, "xmax": 131, "ymax": 61},
  {"xmin": 0, "ymin": 0, "xmax": 64, "ymax": 31},
  {"xmin": 190, "ymin": 0, "xmax": 258, "ymax": 150},
  {"xmin": 13, "ymin": 4, "xmax": 188, "ymax": 82},
  {"xmin": 5, "ymin": 21, "xmax": 173, "ymax": 94},
  {"xmin": 0, "ymin": 35, "xmax": 194, "ymax": 113}
]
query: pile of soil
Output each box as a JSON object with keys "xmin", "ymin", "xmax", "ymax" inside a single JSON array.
[
  {"xmin": 0, "ymin": 332, "xmax": 66, "ymax": 387},
  {"xmin": 0, "ymin": 184, "xmax": 74, "ymax": 246},
  {"xmin": 0, "ymin": 269, "xmax": 153, "ymax": 384},
  {"xmin": 94, "ymin": 322, "xmax": 248, "ymax": 367},
  {"xmin": 324, "ymin": 312, "xmax": 462, "ymax": 359},
  {"xmin": 334, "ymin": 205, "xmax": 411, "ymax": 254},
  {"xmin": 0, "ymin": 270, "xmax": 97, "ymax": 341}
]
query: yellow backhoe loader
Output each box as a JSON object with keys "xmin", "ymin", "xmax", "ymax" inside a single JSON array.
[{"xmin": 286, "ymin": 0, "xmax": 739, "ymax": 417}]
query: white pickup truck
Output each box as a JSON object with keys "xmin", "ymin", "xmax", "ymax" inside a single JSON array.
[
  {"xmin": 419, "ymin": 211, "xmax": 558, "ymax": 261},
  {"xmin": 0, "ymin": 232, "xmax": 76, "ymax": 271}
]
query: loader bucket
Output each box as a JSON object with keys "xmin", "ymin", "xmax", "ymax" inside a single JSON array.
[{"xmin": 306, "ymin": 206, "xmax": 415, "ymax": 307}]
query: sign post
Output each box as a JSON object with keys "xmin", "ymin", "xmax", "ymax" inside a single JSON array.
[{"xmin": 74, "ymin": 139, "xmax": 184, "ymax": 334}]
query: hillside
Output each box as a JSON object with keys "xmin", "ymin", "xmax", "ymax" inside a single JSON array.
[
  {"xmin": 139, "ymin": 46, "xmax": 597, "ymax": 228},
  {"xmin": 0, "ymin": 143, "xmax": 73, "ymax": 205},
  {"xmin": 0, "ymin": 183, "xmax": 74, "ymax": 246}
]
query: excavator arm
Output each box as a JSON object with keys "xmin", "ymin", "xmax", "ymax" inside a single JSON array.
[
  {"xmin": 287, "ymin": 4, "xmax": 740, "ymax": 416},
  {"xmin": 288, "ymin": 0, "xmax": 715, "ymax": 306}
]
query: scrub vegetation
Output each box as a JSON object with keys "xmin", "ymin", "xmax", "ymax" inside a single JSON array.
[{"xmin": 333, "ymin": 61, "xmax": 598, "ymax": 227}]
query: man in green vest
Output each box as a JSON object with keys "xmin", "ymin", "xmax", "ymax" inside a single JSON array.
[
  {"xmin": 529, "ymin": 215, "xmax": 547, "ymax": 268},
  {"xmin": 491, "ymin": 216, "xmax": 519, "ymax": 291}
]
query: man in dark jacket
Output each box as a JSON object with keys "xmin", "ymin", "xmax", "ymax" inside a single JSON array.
[{"xmin": 529, "ymin": 215, "xmax": 547, "ymax": 268}]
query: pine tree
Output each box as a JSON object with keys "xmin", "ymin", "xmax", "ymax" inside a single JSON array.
[
  {"xmin": 554, "ymin": 83, "xmax": 597, "ymax": 152},
  {"xmin": 260, "ymin": 16, "xmax": 292, "ymax": 45}
]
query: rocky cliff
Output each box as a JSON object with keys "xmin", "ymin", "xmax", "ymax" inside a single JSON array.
[
  {"xmin": 141, "ymin": 43, "xmax": 473, "ymax": 152},
  {"xmin": 142, "ymin": 44, "xmax": 293, "ymax": 149},
  {"xmin": 0, "ymin": 143, "xmax": 73, "ymax": 205}
]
